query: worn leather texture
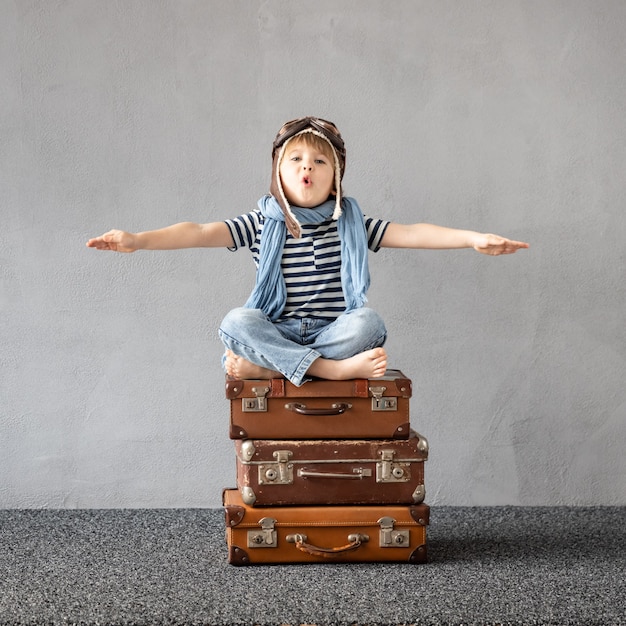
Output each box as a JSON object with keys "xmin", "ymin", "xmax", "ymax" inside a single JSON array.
[{"xmin": 234, "ymin": 430, "xmax": 427, "ymax": 506}]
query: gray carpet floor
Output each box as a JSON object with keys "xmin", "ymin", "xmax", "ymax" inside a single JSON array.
[{"xmin": 0, "ymin": 505, "xmax": 624, "ymax": 625}]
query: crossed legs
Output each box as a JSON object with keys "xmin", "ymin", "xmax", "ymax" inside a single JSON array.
[
  {"xmin": 224, "ymin": 347, "xmax": 387, "ymax": 381},
  {"xmin": 219, "ymin": 307, "xmax": 388, "ymax": 386}
]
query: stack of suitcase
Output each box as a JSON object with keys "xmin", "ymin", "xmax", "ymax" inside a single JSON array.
[{"xmin": 223, "ymin": 369, "xmax": 430, "ymax": 565}]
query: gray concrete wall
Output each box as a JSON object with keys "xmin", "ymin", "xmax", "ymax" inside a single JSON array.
[{"xmin": 2, "ymin": 0, "xmax": 624, "ymax": 508}]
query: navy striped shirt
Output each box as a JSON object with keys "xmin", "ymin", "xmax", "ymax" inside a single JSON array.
[{"xmin": 225, "ymin": 209, "xmax": 389, "ymax": 320}]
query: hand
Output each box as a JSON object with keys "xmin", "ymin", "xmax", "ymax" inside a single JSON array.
[
  {"xmin": 86, "ymin": 229, "xmax": 138, "ymax": 253},
  {"xmin": 472, "ymin": 233, "xmax": 529, "ymax": 256}
]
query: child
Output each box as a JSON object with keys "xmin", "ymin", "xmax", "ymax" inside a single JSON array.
[{"xmin": 87, "ymin": 116, "xmax": 529, "ymax": 386}]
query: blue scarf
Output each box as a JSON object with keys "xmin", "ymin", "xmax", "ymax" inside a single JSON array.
[{"xmin": 244, "ymin": 195, "xmax": 370, "ymax": 321}]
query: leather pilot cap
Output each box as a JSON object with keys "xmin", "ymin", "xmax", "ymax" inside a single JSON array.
[{"xmin": 270, "ymin": 117, "xmax": 346, "ymax": 239}]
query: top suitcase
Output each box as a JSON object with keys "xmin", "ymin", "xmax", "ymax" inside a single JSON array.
[{"xmin": 226, "ymin": 369, "xmax": 412, "ymax": 440}]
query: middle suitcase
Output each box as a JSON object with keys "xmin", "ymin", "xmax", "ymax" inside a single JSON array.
[{"xmin": 234, "ymin": 430, "xmax": 428, "ymax": 506}]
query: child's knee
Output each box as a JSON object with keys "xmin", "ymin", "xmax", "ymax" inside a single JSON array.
[
  {"xmin": 351, "ymin": 308, "xmax": 387, "ymax": 337},
  {"xmin": 219, "ymin": 307, "xmax": 264, "ymax": 335}
]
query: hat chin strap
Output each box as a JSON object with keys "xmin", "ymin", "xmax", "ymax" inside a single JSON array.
[{"xmin": 274, "ymin": 129, "xmax": 343, "ymax": 238}]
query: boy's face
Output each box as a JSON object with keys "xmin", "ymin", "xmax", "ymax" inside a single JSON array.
[{"xmin": 279, "ymin": 139, "xmax": 335, "ymax": 208}]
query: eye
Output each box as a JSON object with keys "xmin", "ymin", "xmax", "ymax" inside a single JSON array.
[
  {"xmin": 290, "ymin": 156, "xmax": 301, "ymax": 162},
  {"xmin": 315, "ymin": 158, "xmax": 326, "ymax": 164}
]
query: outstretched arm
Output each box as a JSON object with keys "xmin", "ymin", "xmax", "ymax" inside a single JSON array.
[
  {"xmin": 380, "ymin": 223, "xmax": 529, "ymax": 256},
  {"xmin": 86, "ymin": 221, "xmax": 234, "ymax": 252}
]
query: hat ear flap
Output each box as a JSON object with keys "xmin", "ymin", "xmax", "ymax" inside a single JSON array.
[
  {"xmin": 332, "ymin": 151, "xmax": 343, "ymax": 220},
  {"xmin": 270, "ymin": 142, "xmax": 301, "ymax": 239},
  {"xmin": 269, "ymin": 127, "xmax": 345, "ymax": 235}
]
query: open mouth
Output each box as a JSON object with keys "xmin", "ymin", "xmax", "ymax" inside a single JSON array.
[{"xmin": 302, "ymin": 176, "xmax": 311, "ymax": 186}]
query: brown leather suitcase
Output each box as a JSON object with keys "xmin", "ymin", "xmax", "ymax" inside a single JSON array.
[
  {"xmin": 234, "ymin": 430, "xmax": 428, "ymax": 506},
  {"xmin": 226, "ymin": 369, "xmax": 412, "ymax": 440},
  {"xmin": 223, "ymin": 488, "xmax": 429, "ymax": 565}
]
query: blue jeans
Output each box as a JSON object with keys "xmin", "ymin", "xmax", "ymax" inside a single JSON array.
[{"xmin": 219, "ymin": 307, "xmax": 387, "ymax": 386}]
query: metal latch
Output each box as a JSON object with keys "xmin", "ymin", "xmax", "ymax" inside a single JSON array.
[
  {"xmin": 369, "ymin": 386, "xmax": 398, "ymax": 412},
  {"xmin": 258, "ymin": 450, "xmax": 293, "ymax": 485},
  {"xmin": 242, "ymin": 386, "xmax": 270, "ymax": 412},
  {"xmin": 378, "ymin": 516, "xmax": 410, "ymax": 548},
  {"xmin": 376, "ymin": 449, "xmax": 410, "ymax": 483},
  {"xmin": 247, "ymin": 517, "xmax": 277, "ymax": 548}
]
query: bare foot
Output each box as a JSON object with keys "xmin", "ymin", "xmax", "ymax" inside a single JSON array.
[
  {"xmin": 224, "ymin": 350, "xmax": 281, "ymax": 379},
  {"xmin": 307, "ymin": 347, "xmax": 388, "ymax": 381}
]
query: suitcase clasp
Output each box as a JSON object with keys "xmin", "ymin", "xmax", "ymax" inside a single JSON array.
[
  {"xmin": 258, "ymin": 450, "xmax": 294, "ymax": 485},
  {"xmin": 378, "ymin": 516, "xmax": 410, "ymax": 548},
  {"xmin": 242, "ymin": 386, "xmax": 270, "ymax": 412},
  {"xmin": 369, "ymin": 386, "xmax": 398, "ymax": 411},
  {"xmin": 376, "ymin": 450, "xmax": 411, "ymax": 483},
  {"xmin": 247, "ymin": 517, "xmax": 277, "ymax": 548}
]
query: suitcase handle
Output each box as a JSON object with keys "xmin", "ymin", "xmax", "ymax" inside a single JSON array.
[
  {"xmin": 284, "ymin": 402, "xmax": 352, "ymax": 416},
  {"xmin": 287, "ymin": 533, "xmax": 368, "ymax": 557},
  {"xmin": 297, "ymin": 468, "xmax": 369, "ymax": 480}
]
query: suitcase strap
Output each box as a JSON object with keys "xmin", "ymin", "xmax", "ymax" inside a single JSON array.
[{"xmin": 287, "ymin": 532, "xmax": 368, "ymax": 558}]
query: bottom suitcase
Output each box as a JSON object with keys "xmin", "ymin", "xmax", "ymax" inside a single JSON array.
[{"xmin": 223, "ymin": 488, "xmax": 429, "ymax": 565}]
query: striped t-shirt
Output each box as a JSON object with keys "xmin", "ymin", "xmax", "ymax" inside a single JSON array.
[{"xmin": 225, "ymin": 209, "xmax": 389, "ymax": 320}]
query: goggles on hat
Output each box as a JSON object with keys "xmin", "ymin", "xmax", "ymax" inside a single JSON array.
[{"xmin": 272, "ymin": 117, "xmax": 346, "ymax": 172}]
